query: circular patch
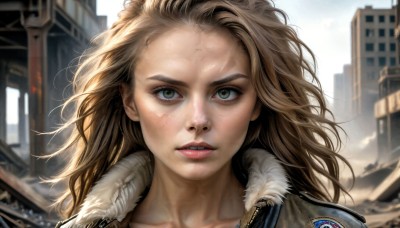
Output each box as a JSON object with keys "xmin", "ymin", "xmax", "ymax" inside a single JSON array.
[{"xmin": 312, "ymin": 218, "xmax": 344, "ymax": 228}]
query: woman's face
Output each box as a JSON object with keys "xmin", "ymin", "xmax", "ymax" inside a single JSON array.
[{"xmin": 122, "ymin": 25, "xmax": 259, "ymax": 180}]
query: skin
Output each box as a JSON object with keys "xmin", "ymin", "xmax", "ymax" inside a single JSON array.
[{"xmin": 122, "ymin": 24, "xmax": 259, "ymax": 227}]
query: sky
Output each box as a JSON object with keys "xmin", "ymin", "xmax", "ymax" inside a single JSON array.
[{"xmin": 273, "ymin": 0, "xmax": 394, "ymax": 100}]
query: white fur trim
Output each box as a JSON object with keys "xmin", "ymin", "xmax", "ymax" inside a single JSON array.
[
  {"xmin": 63, "ymin": 149, "xmax": 288, "ymax": 226},
  {"xmin": 68, "ymin": 151, "xmax": 153, "ymax": 227},
  {"xmin": 243, "ymin": 148, "xmax": 289, "ymax": 211}
]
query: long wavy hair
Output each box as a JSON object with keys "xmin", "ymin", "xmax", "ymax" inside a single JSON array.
[{"xmin": 52, "ymin": 0, "xmax": 353, "ymax": 218}]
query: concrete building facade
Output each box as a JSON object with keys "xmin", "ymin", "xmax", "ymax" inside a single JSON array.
[
  {"xmin": 373, "ymin": 0, "xmax": 400, "ymax": 162},
  {"xmin": 375, "ymin": 66, "xmax": 400, "ymax": 162},
  {"xmin": 333, "ymin": 64, "xmax": 353, "ymax": 122},
  {"xmin": 351, "ymin": 6, "xmax": 397, "ymax": 135}
]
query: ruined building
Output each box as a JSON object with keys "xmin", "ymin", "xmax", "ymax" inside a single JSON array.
[
  {"xmin": 0, "ymin": 0, "xmax": 106, "ymax": 225},
  {"xmin": 351, "ymin": 6, "xmax": 396, "ymax": 141}
]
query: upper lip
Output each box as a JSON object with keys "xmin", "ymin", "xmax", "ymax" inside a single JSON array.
[{"xmin": 177, "ymin": 142, "xmax": 216, "ymax": 150}]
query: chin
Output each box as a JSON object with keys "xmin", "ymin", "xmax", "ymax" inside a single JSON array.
[{"xmin": 176, "ymin": 163, "xmax": 226, "ymax": 181}]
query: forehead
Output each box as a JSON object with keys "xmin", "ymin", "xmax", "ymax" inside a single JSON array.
[{"xmin": 134, "ymin": 24, "xmax": 249, "ymax": 76}]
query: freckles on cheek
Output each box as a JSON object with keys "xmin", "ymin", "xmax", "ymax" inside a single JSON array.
[{"xmin": 139, "ymin": 107, "xmax": 175, "ymax": 141}]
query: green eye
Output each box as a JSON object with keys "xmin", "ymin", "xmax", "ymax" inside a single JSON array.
[
  {"xmin": 215, "ymin": 88, "xmax": 239, "ymax": 101},
  {"xmin": 217, "ymin": 89, "xmax": 231, "ymax": 99},
  {"xmin": 161, "ymin": 89, "xmax": 176, "ymax": 99},
  {"xmin": 155, "ymin": 88, "xmax": 180, "ymax": 101}
]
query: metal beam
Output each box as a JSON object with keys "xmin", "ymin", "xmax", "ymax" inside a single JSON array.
[
  {"xmin": 0, "ymin": 165, "xmax": 49, "ymax": 213},
  {"xmin": 53, "ymin": 20, "xmax": 79, "ymax": 43},
  {"xmin": 25, "ymin": 26, "xmax": 49, "ymax": 176},
  {"xmin": 5, "ymin": 18, "xmax": 20, "ymax": 28},
  {"xmin": 0, "ymin": 36, "xmax": 26, "ymax": 49},
  {"xmin": 0, "ymin": 46, "xmax": 26, "ymax": 50},
  {"xmin": 0, "ymin": 62, "xmax": 6, "ymax": 141},
  {"xmin": 0, "ymin": 28, "xmax": 25, "ymax": 32},
  {"xmin": 22, "ymin": 0, "xmax": 54, "ymax": 176},
  {"xmin": 0, "ymin": 2, "xmax": 24, "ymax": 11}
]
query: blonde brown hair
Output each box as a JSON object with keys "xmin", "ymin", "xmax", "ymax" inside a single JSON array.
[{"xmin": 52, "ymin": 0, "xmax": 353, "ymax": 218}]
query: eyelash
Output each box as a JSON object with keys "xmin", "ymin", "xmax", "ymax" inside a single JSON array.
[
  {"xmin": 212, "ymin": 87, "xmax": 242, "ymax": 102},
  {"xmin": 152, "ymin": 86, "xmax": 242, "ymax": 103},
  {"xmin": 152, "ymin": 86, "xmax": 182, "ymax": 103}
]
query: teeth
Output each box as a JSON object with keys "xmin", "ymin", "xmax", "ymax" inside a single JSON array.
[{"xmin": 188, "ymin": 146, "xmax": 206, "ymax": 150}]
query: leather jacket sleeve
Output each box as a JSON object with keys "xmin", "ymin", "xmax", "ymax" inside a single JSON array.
[{"xmin": 247, "ymin": 192, "xmax": 367, "ymax": 228}]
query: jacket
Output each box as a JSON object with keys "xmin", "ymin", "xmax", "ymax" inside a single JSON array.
[{"xmin": 55, "ymin": 149, "xmax": 367, "ymax": 227}]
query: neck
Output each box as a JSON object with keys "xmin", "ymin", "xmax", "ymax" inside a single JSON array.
[{"xmin": 132, "ymin": 160, "xmax": 245, "ymax": 227}]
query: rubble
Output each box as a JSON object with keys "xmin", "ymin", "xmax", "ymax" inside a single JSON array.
[
  {"xmin": 0, "ymin": 145, "xmax": 58, "ymax": 227},
  {"xmin": 352, "ymin": 198, "xmax": 400, "ymax": 227}
]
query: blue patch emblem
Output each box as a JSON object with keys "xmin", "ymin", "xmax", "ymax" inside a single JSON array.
[{"xmin": 312, "ymin": 218, "xmax": 344, "ymax": 228}]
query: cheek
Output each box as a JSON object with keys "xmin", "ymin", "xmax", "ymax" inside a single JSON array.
[
  {"xmin": 215, "ymin": 103, "xmax": 256, "ymax": 145},
  {"xmin": 135, "ymin": 102, "xmax": 179, "ymax": 147}
]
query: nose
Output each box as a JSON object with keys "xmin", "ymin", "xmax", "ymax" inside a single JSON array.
[{"xmin": 186, "ymin": 97, "xmax": 211, "ymax": 134}]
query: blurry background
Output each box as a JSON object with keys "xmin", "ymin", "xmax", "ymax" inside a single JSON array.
[{"xmin": 0, "ymin": 0, "xmax": 399, "ymax": 227}]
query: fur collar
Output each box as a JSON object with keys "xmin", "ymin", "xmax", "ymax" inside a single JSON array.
[{"xmin": 63, "ymin": 148, "xmax": 289, "ymax": 227}]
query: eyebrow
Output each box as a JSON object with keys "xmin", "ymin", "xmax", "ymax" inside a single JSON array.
[
  {"xmin": 210, "ymin": 73, "xmax": 249, "ymax": 87},
  {"xmin": 147, "ymin": 73, "xmax": 249, "ymax": 87}
]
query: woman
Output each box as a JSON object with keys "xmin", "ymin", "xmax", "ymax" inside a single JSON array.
[{"xmin": 54, "ymin": 0, "xmax": 366, "ymax": 227}]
